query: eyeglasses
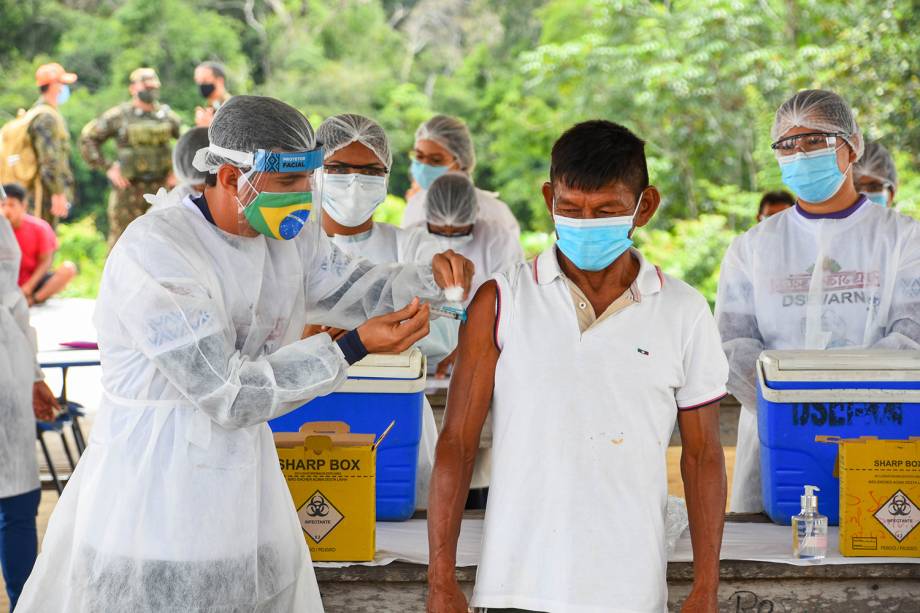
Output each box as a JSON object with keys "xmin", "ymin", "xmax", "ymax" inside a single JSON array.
[
  {"xmin": 427, "ymin": 223, "xmax": 473, "ymax": 238},
  {"xmin": 323, "ymin": 163, "xmax": 388, "ymax": 177},
  {"xmin": 854, "ymin": 178, "xmax": 891, "ymax": 193},
  {"xmin": 410, "ymin": 150, "xmax": 454, "ymax": 167},
  {"xmin": 771, "ymin": 132, "xmax": 846, "ymax": 157}
]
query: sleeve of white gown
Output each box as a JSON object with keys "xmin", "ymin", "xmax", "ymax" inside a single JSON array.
[
  {"xmin": 872, "ymin": 223, "xmax": 920, "ymax": 350},
  {"xmin": 0, "ymin": 218, "xmax": 42, "ymax": 381},
  {"xmin": 305, "ymin": 232, "xmax": 443, "ymax": 330},
  {"xmin": 113, "ymin": 251, "xmax": 349, "ymax": 430},
  {"xmin": 715, "ymin": 236, "xmax": 764, "ymax": 412}
]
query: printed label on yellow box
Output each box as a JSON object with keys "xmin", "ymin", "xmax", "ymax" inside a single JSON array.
[
  {"xmin": 275, "ymin": 421, "xmax": 391, "ymax": 562},
  {"xmin": 299, "ymin": 490, "xmax": 345, "ymax": 544},
  {"xmin": 873, "ymin": 490, "xmax": 919, "ymax": 542}
]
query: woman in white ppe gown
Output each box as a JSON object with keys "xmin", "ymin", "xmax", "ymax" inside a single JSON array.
[
  {"xmin": 401, "ymin": 114, "xmax": 520, "ymax": 239},
  {"xmin": 415, "ymin": 173, "xmax": 525, "ymax": 491},
  {"xmin": 715, "ymin": 90, "xmax": 920, "ymax": 513},
  {"xmin": 16, "ymin": 96, "xmax": 472, "ymax": 613},
  {"xmin": 314, "ymin": 113, "xmax": 459, "ymax": 509}
]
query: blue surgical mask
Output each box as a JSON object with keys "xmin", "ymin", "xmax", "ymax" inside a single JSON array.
[
  {"xmin": 865, "ymin": 191, "xmax": 889, "ymax": 207},
  {"xmin": 779, "ymin": 147, "xmax": 850, "ymax": 204},
  {"xmin": 411, "ymin": 159, "xmax": 450, "ymax": 190},
  {"xmin": 56, "ymin": 84, "xmax": 71, "ymax": 105},
  {"xmin": 553, "ymin": 192, "xmax": 642, "ymax": 271}
]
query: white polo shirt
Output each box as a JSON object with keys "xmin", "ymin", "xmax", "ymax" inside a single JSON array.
[{"xmin": 471, "ymin": 247, "xmax": 728, "ymax": 613}]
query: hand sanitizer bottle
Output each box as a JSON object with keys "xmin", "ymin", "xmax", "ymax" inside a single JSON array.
[{"xmin": 792, "ymin": 485, "xmax": 828, "ymax": 559}]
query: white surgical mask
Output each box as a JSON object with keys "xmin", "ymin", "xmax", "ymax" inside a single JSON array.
[{"xmin": 321, "ymin": 172, "xmax": 387, "ymax": 227}]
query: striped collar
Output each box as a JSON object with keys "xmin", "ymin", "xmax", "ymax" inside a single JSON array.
[{"xmin": 533, "ymin": 247, "xmax": 664, "ymax": 296}]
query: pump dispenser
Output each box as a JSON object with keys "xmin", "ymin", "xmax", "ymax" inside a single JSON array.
[{"xmin": 792, "ymin": 485, "xmax": 828, "ymax": 559}]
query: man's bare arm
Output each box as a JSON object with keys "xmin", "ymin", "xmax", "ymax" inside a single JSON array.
[
  {"xmin": 678, "ymin": 402, "xmax": 726, "ymax": 612},
  {"xmin": 427, "ymin": 280, "xmax": 499, "ymax": 613}
]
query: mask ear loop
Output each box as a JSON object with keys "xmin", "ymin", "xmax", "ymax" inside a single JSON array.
[{"xmin": 627, "ymin": 188, "xmax": 647, "ymax": 238}]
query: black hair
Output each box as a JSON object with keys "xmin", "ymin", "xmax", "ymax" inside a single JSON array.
[
  {"xmin": 39, "ymin": 84, "xmax": 51, "ymax": 94},
  {"xmin": 2, "ymin": 183, "xmax": 27, "ymax": 202},
  {"xmin": 197, "ymin": 61, "xmax": 227, "ymax": 81},
  {"xmin": 550, "ymin": 120, "xmax": 649, "ymax": 197},
  {"xmin": 759, "ymin": 190, "xmax": 795, "ymax": 215}
]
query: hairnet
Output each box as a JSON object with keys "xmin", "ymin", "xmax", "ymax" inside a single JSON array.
[
  {"xmin": 193, "ymin": 95, "xmax": 317, "ymax": 174},
  {"xmin": 415, "ymin": 115, "xmax": 476, "ymax": 173},
  {"xmin": 425, "ymin": 172, "xmax": 478, "ymax": 226},
  {"xmin": 317, "ymin": 114, "xmax": 392, "ymax": 171},
  {"xmin": 854, "ymin": 140, "xmax": 898, "ymax": 187},
  {"xmin": 0, "ymin": 215, "xmax": 21, "ymax": 292},
  {"xmin": 771, "ymin": 89, "xmax": 864, "ymax": 159},
  {"xmin": 173, "ymin": 127, "xmax": 210, "ymax": 186}
]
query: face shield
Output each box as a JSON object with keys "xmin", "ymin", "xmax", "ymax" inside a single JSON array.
[{"xmin": 194, "ymin": 144, "xmax": 325, "ymax": 241}]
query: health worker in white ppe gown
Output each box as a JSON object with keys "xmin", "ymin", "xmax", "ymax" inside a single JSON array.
[
  {"xmin": 715, "ymin": 89, "xmax": 920, "ymax": 513},
  {"xmin": 16, "ymin": 95, "xmax": 472, "ymax": 613},
  {"xmin": 313, "ymin": 112, "xmax": 461, "ymax": 509}
]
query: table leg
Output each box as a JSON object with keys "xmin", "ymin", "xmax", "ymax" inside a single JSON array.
[{"xmin": 60, "ymin": 366, "xmax": 69, "ymax": 404}]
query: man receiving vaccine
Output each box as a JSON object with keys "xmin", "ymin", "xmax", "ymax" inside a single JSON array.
[{"xmin": 427, "ymin": 120, "xmax": 730, "ymax": 613}]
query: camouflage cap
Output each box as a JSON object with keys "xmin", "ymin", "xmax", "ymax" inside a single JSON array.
[{"xmin": 130, "ymin": 67, "xmax": 161, "ymax": 87}]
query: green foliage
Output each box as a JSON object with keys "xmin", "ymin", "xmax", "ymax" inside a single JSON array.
[
  {"xmin": 2, "ymin": 0, "xmax": 918, "ymax": 303},
  {"xmin": 53, "ymin": 216, "xmax": 107, "ymax": 298},
  {"xmin": 373, "ymin": 194, "xmax": 408, "ymax": 227}
]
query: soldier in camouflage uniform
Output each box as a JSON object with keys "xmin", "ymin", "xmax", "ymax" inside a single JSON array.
[
  {"xmin": 80, "ymin": 68, "xmax": 181, "ymax": 248},
  {"xmin": 30, "ymin": 63, "xmax": 78, "ymax": 226}
]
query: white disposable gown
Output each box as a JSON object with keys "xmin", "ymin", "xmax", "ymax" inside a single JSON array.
[
  {"xmin": 16, "ymin": 192, "xmax": 444, "ymax": 612},
  {"xmin": 715, "ymin": 199, "xmax": 920, "ymax": 512},
  {"xmin": 0, "ymin": 216, "xmax": 42, "ymax": 500}
]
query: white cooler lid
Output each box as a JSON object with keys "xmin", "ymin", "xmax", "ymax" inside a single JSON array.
[
  {"xmin": 347, "ymin": 348, "xmax": 424, "ymax": 380},
  {"xmin": 760, "ymin": 349, "xmax": 920, "ymax": 384}
]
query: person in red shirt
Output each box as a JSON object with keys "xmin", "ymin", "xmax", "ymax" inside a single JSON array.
[{"xmin": 1, "ymin": 183, "xmax": 76, "ymax": 305}]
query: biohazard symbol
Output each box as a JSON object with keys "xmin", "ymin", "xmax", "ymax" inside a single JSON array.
[
  {"xmin": 874, "ymin": 489, "xmax": 920, "ymax": 542},
  {"xmin": 307, "ymin": 495, "xmax": 330, "ymax": 517},
  {"xmin": 888, "ymin": 492, "xmax": 913, "ymax": 517}
]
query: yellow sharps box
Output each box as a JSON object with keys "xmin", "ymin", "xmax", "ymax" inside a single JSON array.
[
  {"xmin": 820, "ymin": 436, "xmax": 920, "ymax": 557},
  {"xmin": 275, "ymin": 421, "xmax": 393, "ymax": 562}
]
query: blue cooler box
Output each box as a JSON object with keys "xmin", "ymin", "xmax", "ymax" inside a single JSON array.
[
  {"xmin": 270, "ymin": 349, "xmax": 426, "ymax": 521},
  {"xmin": 757, "ymin": 350, "xmax": 920, "ymax": 525}
]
